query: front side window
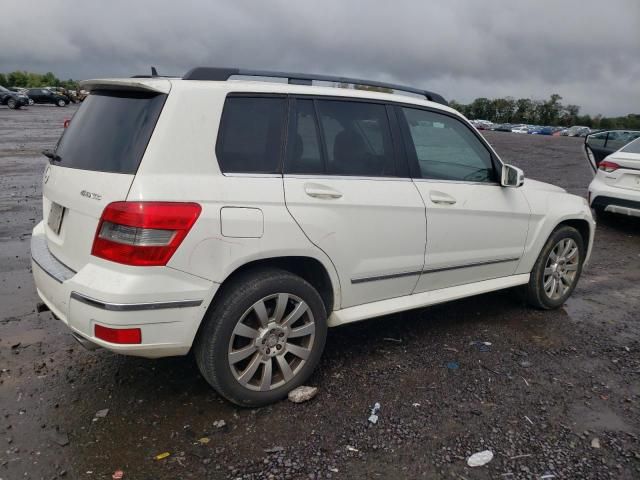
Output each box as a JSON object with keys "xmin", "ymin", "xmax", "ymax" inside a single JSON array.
[
  {"xmin": 216, "ymin": 96, "xmax": 286, "ymax": 174},
  {"xmin": 401, "ymin": 107, "xmax": 495, "ymax": 183}
]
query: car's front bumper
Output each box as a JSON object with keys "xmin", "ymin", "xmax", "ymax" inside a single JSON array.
[{"xmin": 30, "ymin": 221, "xmax": 217, "ymax": 358}]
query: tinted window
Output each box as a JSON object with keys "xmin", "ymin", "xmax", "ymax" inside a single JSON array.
[
  {"xmin": 216, "ymin": 97, "xmax": 286, "ymax": 173},
  {"xmin": 401, "ymin": 108, "xmax": 495, "ymax": 182},
  {"xmin": 287, "ymin": 99, "xmax": 323, "ymax": 174},
  {"xmin": 315, "ymin": 100, "xmax": 395, "ymax": 176},
  {"xmin": 54, "ymin": 90, "xmax": 166, "ymax": 174}
]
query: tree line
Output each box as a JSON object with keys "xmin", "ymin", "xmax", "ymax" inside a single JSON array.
[
  {"xmin": 0, "ymin": 71, "xmax": 79, "ymax": 91},
  {"xmin": 449, "ymin": 94, "xmax": 640, "ymax": 130}
]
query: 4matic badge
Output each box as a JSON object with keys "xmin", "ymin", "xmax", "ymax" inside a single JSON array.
[{"xmin": 80, "ymin": 190, "xmax": 102, "ymax": 201}]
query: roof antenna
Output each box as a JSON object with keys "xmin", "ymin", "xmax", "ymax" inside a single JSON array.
[{"xmin": 151, "ymin": 66, "xmax": 158, "ymax": 77}]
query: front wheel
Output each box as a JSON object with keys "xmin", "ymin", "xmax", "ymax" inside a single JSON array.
[
  {"xmin": 195, "ymin": 268, "xmax": 327, "ymax": 407},
  {"xmin": 56, "ymin": 99, "xmax": 66, "ymax": 107},
  {"xmin": 526, "ymin": 226, "xmax": 585, "ymax": 309},
  {"xmin": 28, "ymin": 98, "xmax": 34, "ymax": 106},
  {"xmin": 7, "ymin": 98, "xmax": 17, "ymax": 109}
]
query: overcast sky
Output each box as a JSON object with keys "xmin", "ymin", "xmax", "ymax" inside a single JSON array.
[{"xmin": 2, "ymin": 0, "xmax": 638, "ymax": 116}]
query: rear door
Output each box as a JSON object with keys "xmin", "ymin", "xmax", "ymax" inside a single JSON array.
[
  {"xmin": 283, "ymin": 97, "xmax": 426, "ymax": 308},
  {"xmin": 42, "ymin": 88, "xmax": 167, "ymax": 271}
]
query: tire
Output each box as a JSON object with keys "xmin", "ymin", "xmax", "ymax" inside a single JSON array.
[
  {"xmin": 7, "ymin": 98, "xmax": 17, "ymax": 109},
  {"xmin": 28, "ymin": 99, "xmax": 34, "ymax": 106},
  {"xmin": 195, "ymin": 268, "xmax": 328, "ymax": 407},
  {"xmin": 526, "ymin": 225, "xmax": 585, "ymax": 309},
  {"xmin": 56, "ymin": 99, "xmax": 66, "ymax": 107}
]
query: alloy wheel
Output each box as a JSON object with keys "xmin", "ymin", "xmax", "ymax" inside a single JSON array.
[
  {"xmin": 228, "ymin": 293, "xmax": 316, "ymax": 392},
  {"xmin": 543, "ymin": 238, "xmax": 579, "ymax": 300}
]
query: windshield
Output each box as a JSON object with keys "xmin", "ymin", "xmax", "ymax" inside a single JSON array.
[
  {"xmin": 54, "ymin": 90, "xmax": 166, "ymax": 174},
  {"xmin": 0, "ymin": 86, "xmax": 9, "ymax": 92}
]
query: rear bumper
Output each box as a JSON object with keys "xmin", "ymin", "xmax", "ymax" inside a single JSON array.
[
  {"xmin": 589, "ymin": 177, "xmax": 640, "ymax": 218},
  {"xmin": 31, "ymin": 221, "xmax": 217, "ymax": 358}
]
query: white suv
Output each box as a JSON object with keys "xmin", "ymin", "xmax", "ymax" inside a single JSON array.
[{"xmin": 31, "ymin": 67, "xmax": 595, "ymax": 406}]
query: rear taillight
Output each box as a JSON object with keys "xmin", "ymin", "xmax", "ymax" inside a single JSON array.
[
  {"xmin": 598, "ymin": 161, "xmax": 620, "ymax": 173},
  {"xmin": 92, "ymin": 202, "xmax": 201, "ymax": 266}
]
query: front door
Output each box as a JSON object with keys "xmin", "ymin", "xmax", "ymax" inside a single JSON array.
[
  {"xmin": 283, "ymin": 97, "xmax": 426, "ymax": 308},
  {"xmin": 396, "ymin": 105, "xmax": 530, "ymax": 293}
]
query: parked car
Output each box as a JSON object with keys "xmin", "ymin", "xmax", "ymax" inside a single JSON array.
[
  {"xmin": 493, "ymin": 123, "xmax": 514, "ymax": 132},
  {"xmin": 532, "ymin": 126, "xmax": 556, "ymax": 136},
  {"xmin": 588, "ymin": 135, "xmax": 640, "ymax": 218},
  {"xmin": 584, "ymin": 129, "xmax": 640, "ymax": 167},
  {"xmin": 565, "ymin": 126, "xmax": 591, "ymax": 137},
  {"xmin": 511, "ymin": 125, "xmax": 529, "ymax": 134},
  {"xmin": 31, "ymin": 67, "xmax": 594, "ymax": 406},
  {"xmin": 0, "ymin": 85, "xmax": 29, "ymax": 109},
  {"xmin": 25, "ymin": 88, "xmax": 69, "ymax": 106}
]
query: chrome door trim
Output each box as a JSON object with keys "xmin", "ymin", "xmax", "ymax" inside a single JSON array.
[
  {"xmin": 422, "ymin": 256, "xmax": 520, "ymax": 274},
  {"xmin": 351, "ymin": 269, "xmax": 423, "ymax": 284}
]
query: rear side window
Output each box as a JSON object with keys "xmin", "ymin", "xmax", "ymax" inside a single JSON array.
[
  {"xmin": 216, "ymin": 97, "xmax": 286, "ymax": 174},
  {"xmin": 316, "ymin": 100, "xmax": 395, "ymax": 177},
  {"xmin": 55, "ymin": 90, "xmax": 166, "ymax": 174},
  {"xmin": 400, "ymin": 107, "xmax": 495, "ymax": 183}
]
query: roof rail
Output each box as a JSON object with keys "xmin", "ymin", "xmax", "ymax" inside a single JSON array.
[{"xmin": 182, "ymin": 67, "xmax": 447, "ymax": 105}]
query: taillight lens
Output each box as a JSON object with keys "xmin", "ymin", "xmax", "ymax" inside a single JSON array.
[
  {"xmin": 598, "ymin": 161, "xmax": 620, "ymax": 173},
  {"xmin": 92, "ymin": 202, "xmax": 201, "ymax": 266}
]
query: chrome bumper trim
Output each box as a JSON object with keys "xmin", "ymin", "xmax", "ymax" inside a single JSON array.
[
  {"xmin": 605, "ymin": 204, "xmax": 640, "ymax": 218},
  {"xmin": 30, "ymin": 234, "xmax": 76, "ymax": 283},
  {"xmin": 70, "ymin": 291, "xmax": 203, "ymax": 311}
]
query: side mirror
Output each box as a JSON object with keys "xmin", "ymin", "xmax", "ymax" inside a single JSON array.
[{"xmin": 501, "ymin": 164, "xmax": 524, "ymax": 187}]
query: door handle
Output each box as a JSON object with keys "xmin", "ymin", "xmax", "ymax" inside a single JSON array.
[
  {"xmin": 429, "ymin": 191, "xmax": 456, "ymax": 205},
  {"xmin": 304, "ymin": 183, "xmax": 343, "ymax": 199}
]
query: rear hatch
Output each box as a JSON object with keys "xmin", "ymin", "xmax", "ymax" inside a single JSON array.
[{"xmin": 43, "ymin": 81, "xmax": 169, "ymax": 272}]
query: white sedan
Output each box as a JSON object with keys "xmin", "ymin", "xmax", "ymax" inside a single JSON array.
[{"xmin": 589, "ymin": 136, "xmax": 640, "ymax": 217}]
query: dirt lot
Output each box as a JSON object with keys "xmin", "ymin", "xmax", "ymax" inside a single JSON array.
[{"xmin": 1, "ymin": 105, "xmax": 639, "ymax": 480}]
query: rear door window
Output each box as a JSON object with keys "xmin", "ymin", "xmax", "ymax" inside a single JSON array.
[
  {"xmin": 216, "ymin": 96, "xmax": 286, "ymax": 174},
  {"xmin": 54, "ymin": 90, "xmax": 166, "ymax": 174},
  {"xmin": 316, "ymin": 100, "xmax": 396, "ymax": 177}
]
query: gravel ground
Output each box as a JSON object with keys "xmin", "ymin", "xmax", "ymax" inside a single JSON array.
[{"xmin": 1, "ymin": 105, "xmax": 639, "ymax": 480}]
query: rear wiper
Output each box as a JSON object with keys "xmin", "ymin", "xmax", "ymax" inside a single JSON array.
[{"xmin": 42, "ymin": 150, "xmax": 62, "ymax": 162}]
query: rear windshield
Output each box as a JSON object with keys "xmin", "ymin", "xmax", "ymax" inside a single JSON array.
[
  {"xmin": 621, "ymin": 137, "xmax": 640, "ymax": 154},
  {"xmin": 54, "ymin": 90, "xmax": 166, "ymax": 174}
]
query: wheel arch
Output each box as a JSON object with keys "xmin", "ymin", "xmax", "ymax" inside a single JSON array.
[
  {"xmin": 213, "ymin": 255, "xmax": 337, "ymax": 317},
  {"xmin": 557, "ymin": 218, "xmax": 591, "ymax": 252}
]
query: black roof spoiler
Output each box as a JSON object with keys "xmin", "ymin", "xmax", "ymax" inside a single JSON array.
[{"xmin": 182, "ymin": 67, "xmax": 447, "ymax": 106}]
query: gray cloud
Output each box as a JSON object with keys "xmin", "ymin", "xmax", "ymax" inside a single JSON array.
[{"xmin": 1, "ymin": 0, "xmax": 639, "ymax": 115}]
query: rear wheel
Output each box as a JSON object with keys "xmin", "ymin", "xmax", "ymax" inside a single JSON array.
[
  {"xmin": 195, "ymin": 268, "xmax": 327, "ymax": 407},
  {"xmin": 526, "ymin": 226, "xmax": 585, "ymax": 309}
]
